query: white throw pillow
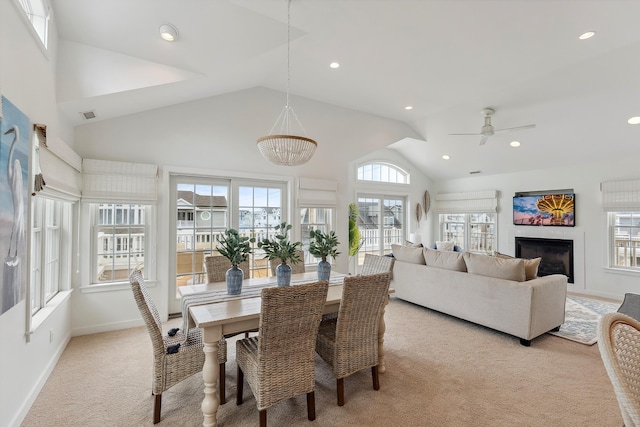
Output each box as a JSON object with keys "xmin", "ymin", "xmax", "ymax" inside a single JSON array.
[
  {"xmin": 391, "ymin": 244, "xmax": 426, "ymax": 264},
  {"xmin": 423, "ymin": 247, "xmax": 467, "ymax": 272},
  {"xmin": 436, "ymin": 240, "xmax": 455, "ymax": 251}
]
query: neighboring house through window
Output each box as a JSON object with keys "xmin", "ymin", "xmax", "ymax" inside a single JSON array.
[{"xmin": 602, "ymin": 179, "xmax": 640, "ymax": 272}]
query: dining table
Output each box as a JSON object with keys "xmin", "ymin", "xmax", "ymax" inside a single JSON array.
[{"xmin": 178, "ymin": 271, "xmax": 393, "ymax": 427}]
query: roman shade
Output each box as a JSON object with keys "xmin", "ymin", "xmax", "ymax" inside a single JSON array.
[
  {"xmin": 601, "ymin": 179, "xmax": 640, "ymax": 211},
  {"xmin": 433, "ymin": 190, "xmax": 498, "ymax": 213},
  {"xmin": 82, "ymin": 159, "xmax": 158, "ymax": 203},
  {"xmin": 297, "ymin": 177, "xmax": 338, "ymax": 207},
  {"xmin": 35, "ymin": 132, "xmax": 82, "ymax": 200}
]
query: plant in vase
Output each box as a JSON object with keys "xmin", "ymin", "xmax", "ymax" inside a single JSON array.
[
  {"xmin": 257, "ymin": 222, "xmax": 302, "ymax": 287},
  {"xmin": 308, "ymin": 229, "xmax": 340, "ymax": 281},
  {"xmin": 216, "ymin": 228, "xmax": 255, "ymax": 295}
]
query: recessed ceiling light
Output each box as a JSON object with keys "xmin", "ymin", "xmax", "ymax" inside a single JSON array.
[
  {"xmin": 329, "ymin": 62, "xmax": 340, "ymax": 69},
  {"xmin": 442, "ymin": 155, "xmax": 450, "ymax": 160},
  {"xmin": 579, "ymin": 31, "xmax": 595, "ymax": 40},
  {"xmin": 405, "ymin": 106, "xmax": 413, "ymax": 110},
  {"xmin": 628, "ymin": 116, "xmax": 640, "ymax": 125},
  {"xmin": 510, "ymin": 141, "xmax": 521, "ymax": 147},
  {"xmin": 159, "ymin": 24, "xmax": 178, "ymax": 42}
]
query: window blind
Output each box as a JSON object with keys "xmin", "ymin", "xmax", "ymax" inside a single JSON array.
[
  {"xmin": 297, "ymin": 177, "xmax": 338, "ymax": 207},
  {"xmin": 82, "ymin": 159, "xmax": 158, "ymax": 203},
  {"xmin": 433, "ymin": 190, "xmax": 498, "ymax": 213},
  {"xmin": 32, "ymin": 130, "xmax": 82, "ymax": 200},
  {"xmin": 601, "ymin": 179, "xmax": 640, "ymax": 211}
]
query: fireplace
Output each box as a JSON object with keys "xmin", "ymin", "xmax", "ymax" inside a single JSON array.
[{"xmin": 515, "ymin": 237, "xmax": 574, "ymax": 283}]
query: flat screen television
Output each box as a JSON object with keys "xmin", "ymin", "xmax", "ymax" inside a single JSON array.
[{"xmin": 513, "ymin": 193, "xmax": 575, "ymax": 227}]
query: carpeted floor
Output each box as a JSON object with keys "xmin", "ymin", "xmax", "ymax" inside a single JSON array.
[{"xmin": 22, "ymin": 297, "xmax": 623, "ymax": 427}]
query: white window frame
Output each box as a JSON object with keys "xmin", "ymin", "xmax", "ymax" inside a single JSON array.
[
  {"xmin": 299, "ymin": 207, "xmax": 336, "ymax": 266},
  {"xmin": 607, "ymin": 212, "xmax": 640, "ymax": 272},
  {"xmin": 357, "ymin": 161, "xmax": 410, "ymax": 184},
  {"xmin": 14, "ymin": 0, "xmax": 50, "ymax": 50},
  {"xmin": 438, "ymin": 212, "xmax": 496, "ymax": 254},
  {"xmin": 356, "ymin": 193, "xmax": 407, "ymax": 265},
  {"xmin": 87, "ymin": 203, "xmax": 155, "ymax": 287}
]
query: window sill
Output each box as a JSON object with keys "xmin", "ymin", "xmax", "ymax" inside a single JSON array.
[
  {"xmin": 30, "ymin": 289, "xmax": 73, "ymax": 334},
  {"xmin": 80, "ymin": 279, "xmax": 157, "ymax": 294},
  {"xmin": 603, "ymin": 267, "xmax": 640, "ymax": 277}
]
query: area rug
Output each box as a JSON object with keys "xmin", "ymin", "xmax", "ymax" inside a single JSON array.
[{"xmin": 548, "ymin": 295, "xmax": 621, "ymax": 345}]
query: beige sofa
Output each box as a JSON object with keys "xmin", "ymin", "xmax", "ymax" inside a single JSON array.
[{"xmin": 389, "ymin": 245, "xmax": 567, "ymax": 346}]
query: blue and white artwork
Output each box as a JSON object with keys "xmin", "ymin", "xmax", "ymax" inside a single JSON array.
[{"xmin": 0, "ymin": 96, "xmax": 30, "ymax": 314}]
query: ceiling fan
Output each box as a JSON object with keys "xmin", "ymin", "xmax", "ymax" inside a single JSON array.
[{"xmin": 449, "ymin": 108, "xmax": 536, "ymax": 146}]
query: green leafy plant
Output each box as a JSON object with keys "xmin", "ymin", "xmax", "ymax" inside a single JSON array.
[
  {"xmin": 308, "ymin": 229, "xmax": 340, "ymax": 262},
  {"xmin": 257, "ymin": 222, "xmax": 302, "ymax": 265},
  {"xmin": 216, "ymin": 229, "xmax": 255, "ymax": 267},
  {"xmin": 348, "ymin": 203, "xmax": 363, "ymax": 257}
]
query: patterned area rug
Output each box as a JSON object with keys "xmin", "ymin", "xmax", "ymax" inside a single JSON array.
[{"xmin": 548, "ymin": 295, "xmax": 621, "ymax": 345}]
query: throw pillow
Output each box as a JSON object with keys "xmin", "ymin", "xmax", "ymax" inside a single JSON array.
[
  {"xmin": 391, "ymin": 244, "xmax": 426, "ymax": 265},
  {"xmin": 435, "ymin": 240, "xmax": 455, "ymax": 251},
  {"xmin": 404, "ymin": 241, "xmax": 423, "ymax": 248},
  {"xmin": 423, "ymin": 247, "xmax": 467, "ymax": 272},
  {"xmin": 494, "ymin": 251, "xmax": 541, "ymax": 280},
  {"xmin": 463, "ymin": 252, "xmax": 526, "ymax": 282}
]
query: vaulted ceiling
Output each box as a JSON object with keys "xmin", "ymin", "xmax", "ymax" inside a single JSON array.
[{"xmin": 52, "ymin": 0, "xmax": 640, "ymax": 181}]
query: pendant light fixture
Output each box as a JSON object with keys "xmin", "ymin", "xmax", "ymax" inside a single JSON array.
[{"xmin": 257, "ymin": 0, "xmax": 317, "ymax": 166}]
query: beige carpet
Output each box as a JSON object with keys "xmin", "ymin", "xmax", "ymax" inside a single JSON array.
[{"xmin": 22, "ymin": 297, "xmax": 622, "ymax": 427}]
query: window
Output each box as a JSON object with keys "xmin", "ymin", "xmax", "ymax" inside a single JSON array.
[
  {"xmin": 357, "ymin": 195, "xmax": 405, "ymax": 265},
  {"xmin": 30, "ymin": 197, "xmax": 73, "ymax": 315},
  {"xmin": 173, "ymin": 177, "xmax": 287, "ymax": 290},
  {"xmin": 609, "ymin": 212, "xmax": 640, "ymax": 270},
  {"xmin": 439, "ymin": 213, "xmax": 496, "ymax": 254},
  {"xmin": 91, "ymin": 203, "xmax": 151, "ymax": 284},
  {"xmin": 300, "ymin": 207, "xmax": 334, "ymax": 265},
  {"xmin": 357, "ymin": 162, "xmax": 409, "ymax": 184},
  {"xmin": 17, "ymin": 0, "xmax": 50, "ymax": 48}
]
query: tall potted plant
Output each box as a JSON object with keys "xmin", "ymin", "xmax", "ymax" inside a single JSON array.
[
  {"xmin": 216, "ymin": 228, "xmax": 255, "ymax": 295},
  {"xmin": 257, "ymin": 222, "xmax": 302, "ymax": 287},
  {"xmin": 308, "ymin": 229, "xmax": 340, "ymax": 281}
]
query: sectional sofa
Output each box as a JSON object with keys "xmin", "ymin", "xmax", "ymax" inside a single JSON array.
[{"xmin": 389, "ymin": 244, "xmax": 568, "ymax": 346}]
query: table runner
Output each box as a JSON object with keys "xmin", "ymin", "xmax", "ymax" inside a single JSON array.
[{"xmin": 181, "ymin": 274, "xmax": 346, "ymax": 338}]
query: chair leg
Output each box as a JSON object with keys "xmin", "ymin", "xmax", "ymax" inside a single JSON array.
[
  {"xmin": 307, "ymin": 391, "xmax": 316, "ymax": 421},
  {"xmin": 372, "ymin": 366, "xmax": 380, "ymax": 390},
  {"xmin": 237, "ymin": 366, "xmax": 244, "ymax": 405},
  {"xmin": 337, "ymin": 378, "xmax": 345, "ymax": 406},
  {"xmin": 259, "ymin": 409, "xmax": 267, "ymax": 427},
  {"xmin": 219, "ymin": 363, "xmax": 226, "ymax": 404},
  {"xmin": 153, "ymin": 394, "xmax": 162, "ymax": 424}
]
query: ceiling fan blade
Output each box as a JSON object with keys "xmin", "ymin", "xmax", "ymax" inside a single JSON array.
[
  {"xmin": 479, "ymin": 135, "xmax": 488, "ymax": 146},
  {"xmin": 493, "ymin": 124, "xmax": 536, "ymax": 134},
  {"xmin": 448, "ymin": 132, "xmax": 482, "ymax": 136}
]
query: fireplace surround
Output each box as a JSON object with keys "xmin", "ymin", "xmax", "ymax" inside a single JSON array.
[{"xmin": 515, "ymin": 237, "xmax": 574, "ymax": 283}]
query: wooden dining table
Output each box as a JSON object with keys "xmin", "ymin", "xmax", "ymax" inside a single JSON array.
[{"xmin": 179, "ymin": 271, "xmax": 393, "ymax": 427}]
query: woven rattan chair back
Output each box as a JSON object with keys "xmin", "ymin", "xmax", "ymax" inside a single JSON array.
[
  {"xmin": 360, "ymin": 254, "xmax": 395, "ymax": 276},
  {"xmin": 269, "ymin": 249, "xmax": 306, "ymax": 277},
  {"xmin": 315, "ymin": 272, "xmax": 392, "ymax": 406},
  {"xmin": 205, "ymin": 255, "xmax": 250, "ymax": 282},
  {"xmin": 129, "ymin": 270, "xmax": 227, "ymax": 423},
  {"xmin": 598, "ymin": 312, "xmax": 640, "ymax": 427},
  {"xmin": 236, "ymin": 280, "xmax": 329, "ymax": 426}
]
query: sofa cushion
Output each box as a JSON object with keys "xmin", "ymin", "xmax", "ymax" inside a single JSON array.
[
  {"xmin": 423, "ymin": 247, "xmax": 467, "ymax": 272},
  {"xmin": 494, "ymin": 251, "xmax": 542, "ymax": 280},
  {"xmin": 463, "ymin": 252, "xmax": 526, "ymax": 282},
  {"xmin": 436, "ymin": 240, "xmax": 455, "ymax": 251},
  {"xmin": 391, "ymin": 244, "xmax": 425, "ymax": 264}
]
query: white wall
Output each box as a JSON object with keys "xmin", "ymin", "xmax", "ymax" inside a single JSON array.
[
  {"xmin": 0, "ymin": 2, "xmax": 75, "ymax": 426},
  {"xmin": 433, "ymin": 158, "xmax": 640, "ymax": 300}
]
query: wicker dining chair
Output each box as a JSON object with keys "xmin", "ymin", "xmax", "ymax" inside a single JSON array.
[
  {"xmin": 360, "ymin": 253, "xmax": 395, "ymax": 276},
  {"xmin": 598, "ymin": 312, "xmax": 640, "ymax": 427},
  {"xmin": 315, "ymin": 272, "xmax": 392, "ymax": 406},
  {"xmin": 129, "ymin": 270, "xmax": 227, "ymax": 424},
  {"xmin": 236, "ymin": 280, "xmax": 329, "ymax": 427},
  {"xmin": 205, "ymin": 255, "xmax": 250, "ymax": 283},
  {"xmin": 269, "ymin": 249, "xmax": 306, "ymax": 276}
]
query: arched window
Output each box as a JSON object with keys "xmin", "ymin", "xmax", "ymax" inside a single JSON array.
[{"xmin": 357, "ymin": 162, "xmax": 409, "ymax": 184}]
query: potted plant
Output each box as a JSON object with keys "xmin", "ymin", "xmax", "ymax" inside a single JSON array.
[
  {"xmin": 308, "ymin": 229, "xmax": 340, "ymax": 281},
  {"xmin": 257, "ymin": 222, "xmax": 302, "ymax": 286},
  {"xmin": 216, "ymin": 228, "xmax": 255, "ymax": 295}
]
